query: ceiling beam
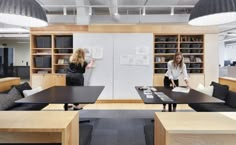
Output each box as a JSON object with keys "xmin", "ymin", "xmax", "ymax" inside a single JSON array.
[{"xmin": 75, "ymin": 0, "xmax": 91, "ymax": 24}]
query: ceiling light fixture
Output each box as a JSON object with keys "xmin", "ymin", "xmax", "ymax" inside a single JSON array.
[
  {"xmin": 114, "ymin": 7, "xmax": 119, "ymax": 16},
  {"xmin": 170, "ymin": 7, "xmax": 174, "ymax": 16},
  {"xmin": 0, "ymin": 0, "xmax": 48, "ymax": 27},
  {"xmin": 189, "ymin": 0, "xmax": 236, "ymax": 26},
  {"xmin": 89, "ymin": 7, "xmax": 92, "ymax": 16},
  {"xmin": 0, "ymin": 28, "xmax": 29, "ymax": 33},
  {"xmin": 63, "ymin": 7, "xmax": 67, "ymax": 16},
  {"xmin": 142, "ymin": 7, "xmax": 146, "ymax": 16}
]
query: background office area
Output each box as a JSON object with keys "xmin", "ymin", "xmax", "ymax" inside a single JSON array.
[{"xmin": 1, "ymin": 0, "xmax": 236, "ymax": 145}]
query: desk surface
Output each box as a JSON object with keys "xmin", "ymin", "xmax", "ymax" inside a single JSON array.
[
  {"xmin": 135, "ymin": 86, "xmax": 224, "ymax": 104},
  {"xmin": 0, "ymin": 111, "xmax": 78, "ymax": 131},
  {"xmin": 220, "ymin": 77, "xmax": 236, "ymax": 81},
  {"xmin": 155, "ymin": 112, "xmax": 236, "ymax": 134},
  {"xmin": 16, "ymin": 86, "xmax": 104, "ymax": 104}
]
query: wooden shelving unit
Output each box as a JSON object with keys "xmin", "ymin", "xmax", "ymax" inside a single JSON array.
[
  {"xmin": 154, "ymin": 34, "xmax": 204, "ymax": 74},
  {"xmin": 30, "ymin": 33, "xmax": 73, "ymax": 88}
]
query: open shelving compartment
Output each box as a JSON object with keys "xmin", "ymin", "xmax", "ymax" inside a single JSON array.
[
  {"xmin": 31, "ymin": 34, "xmax": 73, "ymax": 74},
  {"xmin": 53, "ymin": 34, "xmax": 73, "ymax": 74},
  {"xmin": 31, "ymin": 35, "xmax": 53, "ymax": 74}
]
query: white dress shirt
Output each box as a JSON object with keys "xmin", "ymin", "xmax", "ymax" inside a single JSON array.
[{"xmin": 165, "ymin": 60, "xmax": 188, "ymax": 80}]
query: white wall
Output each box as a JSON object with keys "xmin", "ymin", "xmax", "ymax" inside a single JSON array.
[
  {"xmin": 224, "ymin": 44, "xmax": 236, "ymax": 62},
  {"xmin": 218, "ymin": 41, "xmax": 236, "ymax": 67},
  {"xmin": 0, "ymin": 39, "xmax": 29, "ymax": 66},
  {"xmin": 205, "ymin": 34, "xmax": 219, "ymax": 84},
  {"xmin": 218, "ymin": 41, "xmax": 226, "ymax": 67}
]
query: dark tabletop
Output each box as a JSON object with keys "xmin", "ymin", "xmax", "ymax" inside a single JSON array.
[
  {"xmin": 16, "ymin": 86, "xmax": 104, "ymax": 104},
  {"xmin": 135, "ymin": 86, "xmax": 224, "ymax": 104}
]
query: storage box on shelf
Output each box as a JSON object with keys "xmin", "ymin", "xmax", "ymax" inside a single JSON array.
[
  {"xmin": 53, "ymin": 34, "xmax": 73, "ymax": 75},
  {"xmin": 31, "ymin": 35, "xmax": 52, "ymax": 74}
]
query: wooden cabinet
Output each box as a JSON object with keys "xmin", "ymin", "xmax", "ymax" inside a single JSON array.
[
  {"xmin": 31, "ymin": 74, "xmax": 55, "ymax": 89},
  {"xmin": 153, "ymin": 74, "xmax": 164, "ymax": 86},
  {"xmin": 31, "ymin": 74, "xmax": 66, "ymax": 89},
  {"xmin": 30, "ymin": 34, "xmax": 72, "ymax": 88},
  {"xmin": 53, "ymin": 74, "xmax": 66, "ymax": 86}
]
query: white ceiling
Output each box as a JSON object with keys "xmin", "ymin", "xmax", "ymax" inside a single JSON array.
[
  {"xmin": 37, "ymin": 0, "xmax": 198, "ymax": 24},
  {"xmin": 0, "ymin": 0, "xmax": 236, "ymax": 37}
]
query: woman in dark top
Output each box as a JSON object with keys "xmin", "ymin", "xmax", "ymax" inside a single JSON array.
[{"xmin": 65, "ymin": 48, "xmax": 94, "ymax": 110}]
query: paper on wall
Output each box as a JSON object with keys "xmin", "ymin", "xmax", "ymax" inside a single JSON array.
[
  {"xmin": 136, "ymin": 46, "xmax": 149, "ymax": 54},
  {"xmin": 92, "ymin": 47, "xmax": 103, "ymax": 59},
  {"xmin": 135, "ymin": 55, "xmax": 149, "ymax": 65},
  {"xmin": 120, "ymin": 55, "xmax": 135, "ymax": 65}
]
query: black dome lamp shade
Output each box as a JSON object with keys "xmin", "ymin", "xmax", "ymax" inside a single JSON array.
[
  {"xmin": 189, "ymin": 0, "xmax": 236, "ymax": 26},
  {"xmin": 0, "ymin": 0, "xmax": 48, "ymax": 27}
]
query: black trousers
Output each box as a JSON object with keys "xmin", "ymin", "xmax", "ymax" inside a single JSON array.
[
  {"xmin": 64, "ymin": 72, "xmax": 84, "ymax": 110},
  {"xmin": 66, "ymin": 72, "xmax": 84, "ymax": 86},
  {"xmin": 164, "ymin": 76, "xmax": 179, "ymax": 88},
  {"xmin": 163, "ymin": 76, "xmax": 179, "ymax": 110}
]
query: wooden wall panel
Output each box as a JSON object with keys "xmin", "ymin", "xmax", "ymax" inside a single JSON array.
[
  {"xmin": 31, "ymin": 24, "xmax": 218, "ymax": 34},
  {"xmin": 219, "ymin": 77, "xmax": 236, "ymax": 91},
  {"xmin": 0, "ymin": 77, "xmax": 21, "ymax": 92}
]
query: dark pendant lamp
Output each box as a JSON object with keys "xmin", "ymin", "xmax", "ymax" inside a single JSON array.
[
  {"xmin": 189, "ymin": 0, "xmax": 236, "ymax": 26},
  {"xmin": 0, "ymin": 0, "xmax": 48, "ymax": 27}
]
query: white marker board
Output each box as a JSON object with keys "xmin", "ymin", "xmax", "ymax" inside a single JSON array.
[{"xmin": 73, "ymin": 33, "xmax": 153, "ymax": 99}]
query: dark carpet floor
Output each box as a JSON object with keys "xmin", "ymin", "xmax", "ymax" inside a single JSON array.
[
  {"xmin": 80, "ymin": 110, "xmax": 156, "ymax": 145},
  {"xmin": 79, "ymin": 110, "xmax": 192, "ymax": 145}
]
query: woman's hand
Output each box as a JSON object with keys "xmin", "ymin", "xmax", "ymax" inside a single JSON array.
[
  {"xmin": 172, "ymin": 83, "xmax": 177, "ymax": 88},
  {"xmin": 185, "ymin": 80, "xmax": 190, "ymax": 88},
  {"xmin": 91, "ymin": 58, "xmax": 95, "ymax": 62},
  {"xmin": 171, "ymin": 80, "xmax": 176, "ymax": 88},
  {"xmin": 86, "ymin": 58, "xmax": 95, "ymax": 69}
]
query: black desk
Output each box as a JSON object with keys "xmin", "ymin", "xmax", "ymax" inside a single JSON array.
[
  {"xmin": 135, "ymin": 86, "xmax": 224, "ymax": 112},
  {"xmin": 16, "ymin": 86, "xmax": 104, "ymax": 110}
]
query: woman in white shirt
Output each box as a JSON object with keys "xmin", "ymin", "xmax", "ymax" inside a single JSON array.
[{"xmin": 163, "ymin": 52, "xmax": 190, "ymax": 112}]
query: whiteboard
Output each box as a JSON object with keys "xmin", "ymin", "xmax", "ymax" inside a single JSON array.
[
  {"xmin": 73, "ymin": 33, "xmax": 153, "ymax": 99},
  {"xmin": 113, "ymin": 34, "xmax": 153, "ymax": 99},
  {"xmin": 73, "ymin": 33, "xmax": 113, "ymax": 99}
]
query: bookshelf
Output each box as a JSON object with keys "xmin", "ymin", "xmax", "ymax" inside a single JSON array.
[
  {"xmin": 30, "ymin": 34, "xmax": 73, "ymax": 88},
  {"xmin": 154, "ymin": 34, "xmax": 204, "ymax": 74}
]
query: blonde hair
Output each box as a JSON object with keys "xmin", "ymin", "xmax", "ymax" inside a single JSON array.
[
  {"xmin": 70, "ymin": 48, "xmax": 85, "ymax": 66},
  {"xmin": 172, "ymin": 52, "xmax": 184, "ymax": 68}
]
